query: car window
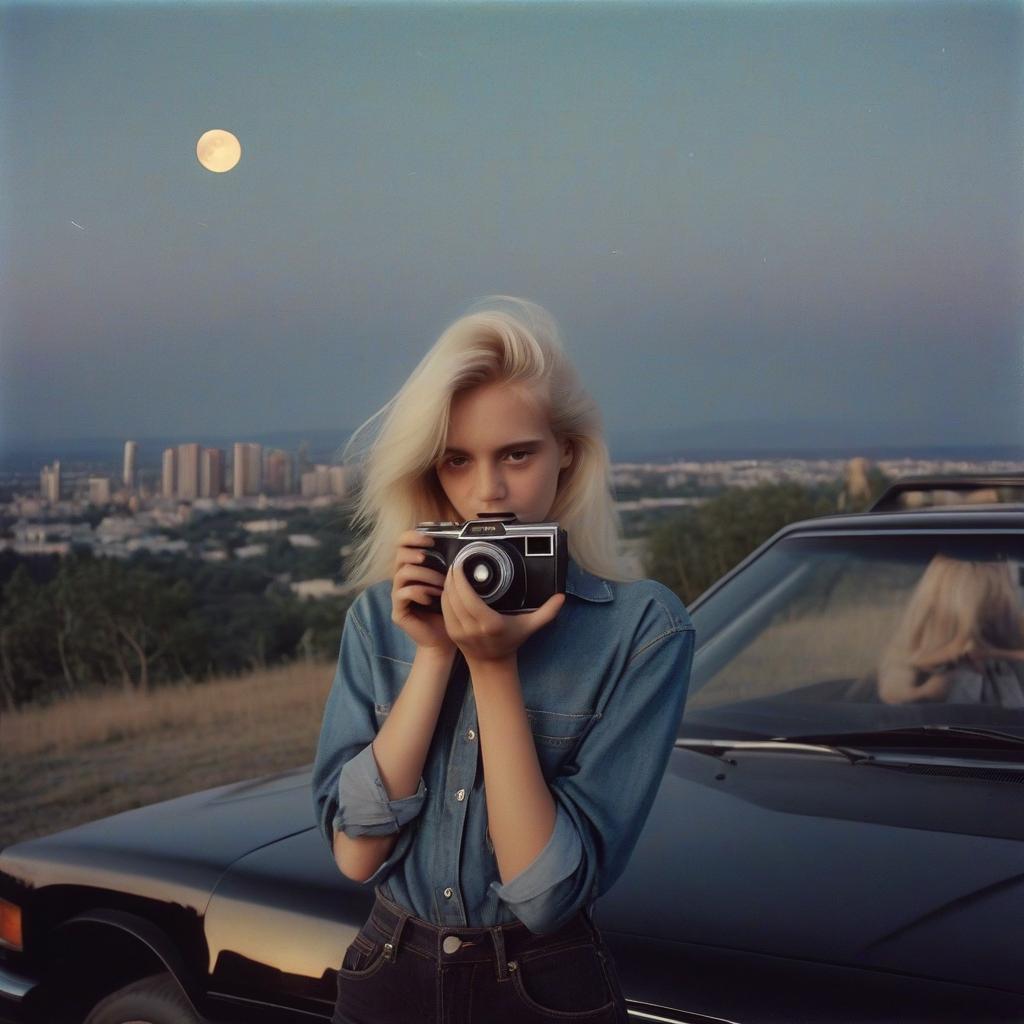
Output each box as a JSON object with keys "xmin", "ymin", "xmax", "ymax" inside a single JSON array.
[{"xmin": 684, "ymin": 533, "xmax": 1024, "ymax": 739}]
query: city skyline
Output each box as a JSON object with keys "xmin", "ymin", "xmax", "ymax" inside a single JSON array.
[{"xmin": 5, "ymin": 422, "xmax": 1024, "ymax": 485}]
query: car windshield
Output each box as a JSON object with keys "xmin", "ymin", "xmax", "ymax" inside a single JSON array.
[{"xmin": 683, "ymin": 531, "xmax": 1024, "ymax": 742}]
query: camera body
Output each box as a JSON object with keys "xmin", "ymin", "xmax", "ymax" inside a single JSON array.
[{"xmin": 414, "ymin": 512, "xmax": 567, "ymax": 614}]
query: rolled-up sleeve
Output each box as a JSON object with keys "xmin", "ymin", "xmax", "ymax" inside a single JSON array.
[
  {"xmin": 336, "ymin": 741, "xmax": 427, "ymax": 835},
  {"xmin": 490, "ymin": 622, "xmax": 695, "ymax": 934},
  {"xmin": 310, "ymin": 594, "xmax": 428, "ymax": 873}
]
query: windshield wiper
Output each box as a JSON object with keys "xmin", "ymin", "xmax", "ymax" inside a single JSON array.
[{"xmin": 771, "ymin": 725, "xmax": 1024, "ymax": 750}]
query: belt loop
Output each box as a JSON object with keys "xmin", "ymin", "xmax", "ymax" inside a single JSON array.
[
  {"xmin": 377, "ymin": 888, "xmax": 410, "ymax": 962},
  {"xmin": 489, "ymin": 925, "xmax": 510, "ymax": 981}
]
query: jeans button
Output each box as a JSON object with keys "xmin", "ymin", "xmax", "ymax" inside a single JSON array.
[{"xmin": 442, "ymin": 935, "xmax": 463, "ymax": 954}]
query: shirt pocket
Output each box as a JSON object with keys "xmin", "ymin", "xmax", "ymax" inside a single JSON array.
[{"xmin": 524, "ymin": 706, "xmax": 599, "ymax": 780}]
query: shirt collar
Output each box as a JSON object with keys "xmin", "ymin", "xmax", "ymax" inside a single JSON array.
[{"xmin": 565, "ymin": 553, "xmax": 614, "ymax": 602}]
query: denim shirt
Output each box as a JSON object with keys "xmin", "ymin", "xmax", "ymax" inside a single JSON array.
[{"xmin": 311, "ymin": 553, "xmax": 695, "ymax": 936}]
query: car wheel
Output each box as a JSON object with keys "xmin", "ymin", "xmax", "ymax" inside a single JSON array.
[{"xmin": 82, "ymin": 970, "xmax": 205, "ymax": 1024}]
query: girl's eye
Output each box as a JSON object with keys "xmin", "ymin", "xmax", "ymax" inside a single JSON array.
[{"xmin": 442, "ymin": 451, "xmax": 531, "ymax": 469}]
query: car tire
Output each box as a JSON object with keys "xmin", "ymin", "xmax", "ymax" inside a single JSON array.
[{"xmin": 82, "ymin": 970, "xmax": 205, "ymax": 1024}]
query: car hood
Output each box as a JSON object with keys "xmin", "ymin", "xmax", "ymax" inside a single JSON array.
[
  {"xmin": 0, "ymin": 765, "xmax": 314, "ymax": 911},
  {"xmin": 597, "ymin": 746, "xmax": 1024, "ymax": 994}
]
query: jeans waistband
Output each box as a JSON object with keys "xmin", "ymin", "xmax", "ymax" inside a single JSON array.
[{"xmin": 367, "ymin": 884, "xmax": 600, "ymax": 982}]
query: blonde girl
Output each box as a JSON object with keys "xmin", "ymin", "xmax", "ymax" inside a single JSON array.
[
  {"xmin": 878, "ymin": 553, "xmax": 1024, "ymax": 705},
  {"xmin": 312, "ymin": 296, "xmax": 695, "ymax": 1024}
]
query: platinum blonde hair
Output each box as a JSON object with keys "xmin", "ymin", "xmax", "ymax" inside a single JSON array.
[
  {"xmin": 877, "ymin": 553, "xmax": 1024, "ymax": 702},
  {"xmin": 337, "ymin": 295, "xmax": 638, "ymax": 596}
]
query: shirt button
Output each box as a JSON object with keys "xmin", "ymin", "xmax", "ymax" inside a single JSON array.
[
  {"xmin": 443, "ymin": 887, "xmax": 453, "ymax": 899},
  {"xmin": 456, "ymin": 788, "xmax": 466, "ymax": 801},
  {"xmin": 466, "ymin": 728, "xmax": 476, "ymax": 740}
]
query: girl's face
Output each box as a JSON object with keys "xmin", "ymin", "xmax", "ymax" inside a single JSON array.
[{"xmin": 434, "ymin": 380, "xmax": 573, "ymax": 524}]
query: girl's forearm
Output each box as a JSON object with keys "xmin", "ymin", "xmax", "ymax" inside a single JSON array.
[
  {"xmin": 469, "ymin": 655, "xmax": 557, "ymax": 884},
  {"xmin": 333, "ymin": 643, "xmax": 456, "ymax": 882},
  {"xmin": 372, "ymin": 643, "xmax": 457, "ymax": 799},
  {"xmin": 333, "ymin": 830, "xmax": 400, "ymax": 882}
]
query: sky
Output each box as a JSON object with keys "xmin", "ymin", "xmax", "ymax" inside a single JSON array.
[{"xmin": 2, "ymin": 0, "xmax": 1022, "ymax": 458}]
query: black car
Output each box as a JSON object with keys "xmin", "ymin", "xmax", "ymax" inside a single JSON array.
[{"xmin": 3, "ymin": 475, "xmax": 1024, "ymax": 1024}]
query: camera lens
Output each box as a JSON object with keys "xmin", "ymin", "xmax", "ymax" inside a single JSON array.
[
  {"xmin": 453, "ymin": 542, "xmax": 513, "ymax": 604},
  {"xmin": 465, "ymin": 555, "xmax": 496, "ymax": 588}
]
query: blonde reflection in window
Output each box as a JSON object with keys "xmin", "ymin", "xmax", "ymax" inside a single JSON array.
[{"xmin": 878, "ymin": 554, "xmax": 1024, "ymax": 706}]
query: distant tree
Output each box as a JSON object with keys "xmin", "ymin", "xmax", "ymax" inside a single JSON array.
[
  {"xmin": 0, "ymin": 564, "xmax": 62, "ymax": 709},
  {"xmin": 61, "ymin": 555, "xmax": 194, "ymax": 695},
  {"xmin": 0, "ymin": 516, "xmax": 356, "ymax": 710}
]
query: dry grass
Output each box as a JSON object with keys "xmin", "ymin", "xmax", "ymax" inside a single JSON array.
[{"xmin": 0, "ymin": 659, "xmax": 338, "ymax": 851}]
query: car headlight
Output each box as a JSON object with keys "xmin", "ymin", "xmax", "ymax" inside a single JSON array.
[{"xmin": 0, "ymin": 898, "xmax": 23, "ymax": 952}]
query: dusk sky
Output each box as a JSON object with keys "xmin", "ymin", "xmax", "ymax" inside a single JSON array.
[{"xmin": 2, "ymin": 0, "xmax": 1022, "ymax": 458}]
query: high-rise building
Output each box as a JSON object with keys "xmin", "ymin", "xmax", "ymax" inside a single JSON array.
[
  {"xmin": 232, "ymin": 443, "xmax": 245, "ymax": 498},
  {"xmin": 201, "ymin": 447, "xmax": 225, "ymax": 498},
  {"xmin": 40, "ymin": 460, "xmax": 61, "ymax": 502},
  {"xmin": 297, "ymin": 439, "xmax": 312, "ymax": 478},
  {"xmin": 300, "ymin": 470, "xmax": 319, "ymax": 498},
  {"xmin": 328, "ymin": 465, "xmax": 349, "ymax": 497},
  {"xmin": 177, "ymin": 443, "xmax": 201, "ymax": 500},
  {"xmin": 247, "ymin": 443, "xmax": 263, "ymax": 495},
  {"xmin": 88, "ymin": 477, "xmax": 111, "ymax": 504},
  {"xmin": 265, "ymin": 449, "xmax": 294, "ymax": 495},
  {"xmin": 162, "ymin": 448, "xmax": 177, "ymax": 499},
  {"xmin": 301, "ymin": 464, "xmax": 334, "ymax": 498},
  {"xmin": 233, "ymin": 442, "xmax": 263, "ymax": 498},
  {"xmin": 123, "ymin": 440, "xmax": 138, "ymax": 490}
]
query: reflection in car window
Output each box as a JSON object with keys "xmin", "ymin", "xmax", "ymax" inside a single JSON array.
[
  {"xmin": 877, "ymin": 554, "xmax": 1024, "ymax": 707},
  {"xmin": 685, "ymin": 534, "xmax": 1024, "ymax": 739}
]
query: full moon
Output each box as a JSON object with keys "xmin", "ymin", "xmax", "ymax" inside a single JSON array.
[{"xmin": 196, "ymin": 129, "xmax": 242, "ymax": 173}]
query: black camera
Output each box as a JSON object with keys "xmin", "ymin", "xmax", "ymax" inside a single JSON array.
[{"xmin": 414, "ymin": 512, "xmax": 567, "ymax": 614}]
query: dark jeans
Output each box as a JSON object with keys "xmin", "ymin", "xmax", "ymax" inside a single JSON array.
[{"xmin": 332, "ymin": 884, "xmax": 630, "ymax": 1023}]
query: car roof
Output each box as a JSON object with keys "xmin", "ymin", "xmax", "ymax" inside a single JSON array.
[{"xmin": 690, "ymin": 504, "xmax": 1024, "ymax": 611}]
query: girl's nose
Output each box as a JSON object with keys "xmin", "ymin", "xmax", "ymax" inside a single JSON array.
[{"xmin": 476, "ymin": 465, "xmax": 506, "ymax": 501}]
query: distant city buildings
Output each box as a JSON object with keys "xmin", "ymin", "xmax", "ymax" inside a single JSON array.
[
  {"xmin": 5, "ymin": 445, "xmax": 1024, "ymax": 588},
  {"xmin": 301, "ymin": 463, "xmax": 349, "ymax": 498},
  {"xmin": 27, "ymin": 435, "xmax": 358, "ymax": 508},
  {"xmin": 291, "ymin": 578, "xmax": 349, "ymax": 599},
  {"xmin": 26, "ymin": 442, "xmax": 1024, "ymax": 514},
  {"xmin": 243, "ymin": 518, "xmax": 287, "ymax": 533}
]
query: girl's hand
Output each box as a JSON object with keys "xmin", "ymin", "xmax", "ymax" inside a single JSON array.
[
  {"xmin": 440, "ymin": 558, "xmax": 566, "ymax": 665},
  {"xmin": 390, "ymin": 529, "xmax": 457, "ymax": 655},
  {"xmin": 878, "ymin": 663, "xmax": 952, "ymax": 704}
]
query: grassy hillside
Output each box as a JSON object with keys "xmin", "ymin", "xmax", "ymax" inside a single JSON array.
[{"xmin": 0, "ymin": 658, "xmax": 337, "ymax": 850}]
